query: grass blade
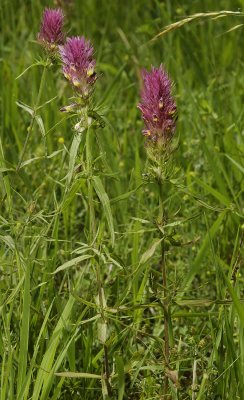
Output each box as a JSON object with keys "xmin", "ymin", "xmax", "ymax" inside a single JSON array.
[{"xmin": 92, "ymin": 176, "xmax": 115, "ymax": 247}]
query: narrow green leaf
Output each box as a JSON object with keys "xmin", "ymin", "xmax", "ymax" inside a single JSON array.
[
  {"xmin": 35, "ymin": 115, "xmax": 45, "ymax": 137},
  {"xmin": 55, "ymin": 372, "xmax": 102, "ymax": 379},
  {"xmin": 19, "ymin": 150, "xmax": 62, "ymax": 169},
  {"xmin": 194, "ymin": 176, "xmax": 230, "ymax": 207},
  {"xmin": 67, "ymin": 131, "xmax": 83, "ymax": 186},
  {"xmin": 16, "ymin": 101, "xmax": 34, "ymax": 116},
  {"xmin": 1, "ymin": 276, "xmax": 24, "ymax": 310},
  {"xmin": 222, "ymin": 275, "xmax": 244, "ymax": 327},
  {"xmin": 0, "ymin": 167, "xmax": 14, "ymax": 173},
  {"xmin": 110, "ymin": 184, "xmax": 144, "ymax": 204},
  {"xmin": 225, "ymin": 154, "xmax": 244, "ymax": 174},
  {"xmin": 139, "ymin": 238, "xmax": 163, "ymax": 265},
  {"xmin": 0, "ymin": 235, "xmax": 15, "ymax": 251},
  {"xmin": 17, "ymin": 301, "xmax": 54, "ymax": 400},
  {"xmin": 180, "ymin": 210, "xmax": 227, "ymax": 297},
  {"xmin": 92, "ymin": 176, "xmax": 115, "ymax": 246},
  {"xmin": 52, "ymin": 254, "xmax": 93, "ymax": 274},
  {"xmin": 15, "ymin": 62, "xmax": 43, "ymax": 80},
  {"xmin": 17, "ymin": 263, "xmax": 30, "ymax": 397},
  {"xmin": 32, "ymin": 286, "xmax": 80, "ymax": 399},
  {"xmin": 61, "ymin": 179, "xmax": 84, "ymax": 212},
  {"xmin": 97, "ymin": 319, "xmax": 107, "ymax": 344},
  {"xmin": 116, "ymin": 354, "xmax": 125, "ymax": 400}
]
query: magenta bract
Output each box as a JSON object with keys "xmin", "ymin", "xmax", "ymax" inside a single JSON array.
[
  {"xmin": 138, "ymin": 65, "xmax": 177, "ymax": 144},
  {"xmin": 59, "ymin": 36, "xmax": 97, "ymax": 99},
  {"xmin": 38, "ymin": 8, "xmax": 64, "ymax": 49}
]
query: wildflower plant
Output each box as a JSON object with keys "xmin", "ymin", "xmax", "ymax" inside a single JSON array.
[
  {"xmin": 138, "ymin": 64, "xmax": 178, "ymax": 393},
  {"xmin": 16, "ymin": 8, "xmax": 111, "ymax": 398},
  {"xmin": 16, "ymin": 8, "xmax": 65, "ymax": 170},
  {"xmin": 37, "ymin": 8, "xmax": 65, "ymax": 55},
  {"xmin": 60, "ymin": 36, "xmax": 97, "ymax": 100},
  {"xmin": 59, "ymin": 34, "xmax": 112, "ymax": 398},
  {"xmin": 138, "ymin": 65, "xmax": 178, "ymax": 182},
  {"xmin": 7, "ymin": 3, "xmax": 244, "ymax": 400},
  {"xmin": 138, "ymin": 65, "xmax": 177, "ymax": 144},
  {"xmin": 59, "ymin": 35, "xmax": 103, "ymax": 137}
]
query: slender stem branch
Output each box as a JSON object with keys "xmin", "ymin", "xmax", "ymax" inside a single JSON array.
[
  {"xmin": 95, "ymin": 261, "xmax": 112, "ymax": 397},
  {"xmin": 86, "ymin": 128, "xmax": 111, "ymax": 397},
  {"xmin": 158, "ymin": 180, "xmax": 170, "ymax": 396},
  {"xmin": 16, "ymin": 65, "xmax": 47, "ymax": 171},
  {"xmin": 86, "ymin": 126, "xmax": 96, "ymax": 240},
  {"xmin": 104, "ymin": 343, "xmax": 112, "ymax": 396},
  {"xmin": 161, "ymin": 241, "xmax": 170, "ymax": 366}
]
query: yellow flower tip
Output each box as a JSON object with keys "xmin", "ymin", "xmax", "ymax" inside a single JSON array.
[
  {"xmin": 153, "ymin": 116, "xmax": 158, "ymax": 122},
  {"xmin": 58, "ymin": 137, "xmax": 65, "ymax": 144},
  {"xmin": 87, "ymin": 67, "xmax": 94, "ymax": 77},
  {"xmin": 73, "ymin": 79, "xmax": 81, "ymax": 87},
  {"xmin": 158, "ymin": 101, "xmax": 164, "ymax": 109},
  {"xmin": 64, "ymin": 72, "xmax": 71, "ymax": 80},
  {"xmin": 144, "ymin": 130, "xmax": 151, "ymax": 137}
]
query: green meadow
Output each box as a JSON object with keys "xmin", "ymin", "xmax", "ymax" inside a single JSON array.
[{"xmin": 0, "ymin": 0, "xmax": 243, "ymax": 399}]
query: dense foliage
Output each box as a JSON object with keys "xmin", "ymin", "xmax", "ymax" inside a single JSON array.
[{"xmin": 0, "ymin": 1, "xmax": 243, "ymax": 399}]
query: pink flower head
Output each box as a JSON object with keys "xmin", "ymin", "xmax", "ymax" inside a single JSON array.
[
  {"xmin": 59, "ymin": 36, "xmax": 97, "ymax": 99},
  {"xmin": 38, "ymin": 8, "xmax": 64, "ymax": 50},
  {"xmin": 138, "ymin": 65, "xmax": 177, "ymax": 144}
]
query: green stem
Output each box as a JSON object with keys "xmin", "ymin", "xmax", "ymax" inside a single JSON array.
[
  {"xmin": 96, "ymin": 262, "xmax": 112, "ymax": 397},
  {"xmin": 158, "ymin": 180, "xmax": 170, "ymax": 395},
  {"xmin": 104, "ymin": 343, "xmax": 112, "ymax": 397},
  {"xmin": 86, "ymin": 129, "xmax": 111, "ymax": 397},
  {"xmin": 86, "ymin": 127, "xmax": 96, "ymax": 240},
  {"xmin": 16, "ymin": 65, "xmax": 47, "ymax": 171}
]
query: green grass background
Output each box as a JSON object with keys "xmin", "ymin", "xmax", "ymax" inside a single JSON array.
[{"xmin": 0, "ymin": 0, "xmax": 243, "ymax": 399}]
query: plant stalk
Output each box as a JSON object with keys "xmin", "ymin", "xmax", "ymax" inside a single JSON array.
[
  {"xmin": 158, "ymin": 180, "xmax": 170, "ymax": 396},
  {"xmin": 95, "ymin": 260, "xmax": 112, "ymax": 398},
  {"xmin": 86, "ymin": 128, "xmax": 111, "ymax": 397}
]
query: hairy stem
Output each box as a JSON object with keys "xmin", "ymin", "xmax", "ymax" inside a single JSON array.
[
  {"xmin": 158, "ymin": 181, "xmax": 170, "ymax": 395},
  {"xmin": 161, "ymin": 240, "xmax": 170, "ymax": 395},
  {"xmin": 86, "ymin": 129, "xmax": 111, "ymax": 397}
]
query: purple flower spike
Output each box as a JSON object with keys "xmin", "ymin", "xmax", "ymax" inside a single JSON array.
[
  {"xmin": 138, "ymin": 65, "xmax": 177, "ymax": 144},
  {"xmin": 38, "ymin": 8, "xmax": 64, "ymax": 50},
  {"xmin": 60, "ymin": 36, "xmax": 97, "ymax": 99}
]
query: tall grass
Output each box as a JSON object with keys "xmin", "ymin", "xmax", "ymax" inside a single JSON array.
[{"xmin": 0, "ymin": 0, "xmax": 243, "ymax": 399}]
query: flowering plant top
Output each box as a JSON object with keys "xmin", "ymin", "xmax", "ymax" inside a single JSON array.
[
  {"xmin": 60, "ymin": 36, "xmax": 97, "ymax": 100},
  {"xmin": 38, "ymin": 8, "xmax": 65, "ymax": 51},
  {"xmin": 138, "ymin": 65, "xmax": 177, "ymax": 145}
]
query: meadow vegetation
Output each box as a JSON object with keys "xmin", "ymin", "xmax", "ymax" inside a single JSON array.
[{"xmin": 0, "ymin": 0, "xmax": 243, "ymax": 399}]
